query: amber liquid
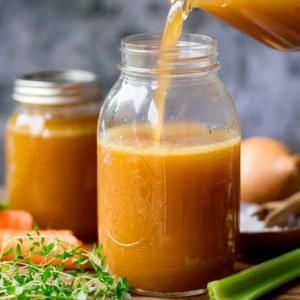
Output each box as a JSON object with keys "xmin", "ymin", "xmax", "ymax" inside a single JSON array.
[
  {"xmin": 197, "ymin": 0, "xmax": 300, "ymax": 51},
  {"xmin": 156, "ymin": 0, "xmax": 300, "ymax": 137},
  {"xmin": 6, "ymin": 113, "xmax": 98, "ymax": 241},
  {"xmin": 154, "ymin": 1, "xmax": 184, "ymax": 142},
  {"xmin": 98, "ymin": 124, "xmax": 240, "ymax": 292},
  {"xmin": 189, "ymin": 0, "xmax": 300, "ymax": 51}
]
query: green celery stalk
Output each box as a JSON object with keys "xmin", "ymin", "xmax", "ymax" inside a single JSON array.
[{"xmin": 208, "ymin": 248, "xmax": 300, "ymax": 300}]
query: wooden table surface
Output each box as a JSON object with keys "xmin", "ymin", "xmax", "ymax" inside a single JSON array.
[{"xmin": 1, "ymin": 187, "xmax": 300, "ymax": 299}]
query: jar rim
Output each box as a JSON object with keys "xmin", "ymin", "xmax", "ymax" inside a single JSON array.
[
  {"xmin": 120, "ymin": 33, "xmax": 219, "ymax": 76},
  {"xmin": 121, "ymin": 33, "xmax": 217, "ymax": 53},
  {"xmin": 13, "ymin": 69, "xmax": 101, "ymax": 105}
]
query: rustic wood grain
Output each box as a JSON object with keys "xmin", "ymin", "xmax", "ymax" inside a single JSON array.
[{"xmin": 1, "ymin": 186, "xmax": 300, "ymax": 299}]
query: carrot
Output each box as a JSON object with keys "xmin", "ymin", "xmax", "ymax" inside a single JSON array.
[
  {"xmin": 0, "ymin": 229, "xmax": 86, "ymax": 269},
  {"xmin": 0, "ymin": 209, "xmax": 33, "ymax": 230}
]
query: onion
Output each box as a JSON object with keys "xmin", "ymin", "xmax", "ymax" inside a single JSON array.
[{"xmin": 241, "ymin": 137, "xmax": 300, "ymax": 204}]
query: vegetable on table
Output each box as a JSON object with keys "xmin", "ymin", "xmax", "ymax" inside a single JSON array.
[
  {"xmin": 241, "ymin": 136, "xmax": 300, "ymax": 204},
  {"xmin": 0, "ymin": 229, "xmax": 84, "ymax": 269},
  {"xmin": 208, "ymin": 248, "xmax": 300, "ymax": 300},
  {"xmin": 0, "ymin": 209, "xmax": 33, "ymax": 230},
  {"xmin": 0, "ymin": 228, "xmax": 130, "ymax": 299},
  {"xmin": 0, "ymin": 204, "xmax": 84, "ymax": 268},
  {"xmin": 0, "ymin": 193, "xmax": 129, "ymax": 298}
]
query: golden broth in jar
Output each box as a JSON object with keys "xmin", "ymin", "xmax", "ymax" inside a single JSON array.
[
  {"xmin": 5, "ymin": 70, "xmax": 101, "ymax": 241},
  {"xmin": 98, "ymin": 123, "xmax": 240, "ymax": 292}
]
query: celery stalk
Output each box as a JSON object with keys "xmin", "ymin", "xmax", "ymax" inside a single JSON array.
[{"xmin": 208, "ymin": 248, "xmax": 300, "ymax": 300}]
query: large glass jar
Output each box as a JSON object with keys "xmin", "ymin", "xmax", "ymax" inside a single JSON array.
[
  {"xmin": 98, "ymin": 34, "xmax": 241, "ymax": 295},
  {"xmin": 5, "ymin": 70, "xmax": 101, "ymax": 241}
]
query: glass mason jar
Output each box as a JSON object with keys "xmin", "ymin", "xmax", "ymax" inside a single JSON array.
[
  {"xmin": 98, "ymin": 34, "xmax": 241, "ymax": 296},
  {"xmin": 5, "ymin": 70, "xmax": 101, "ymax": 241}
]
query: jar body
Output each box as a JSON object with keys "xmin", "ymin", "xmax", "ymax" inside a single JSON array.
[
  {"xmin": 98, "ymin": 34, "xmax": 241, "ymax": 295},
  {"xmin": 6, "ymin": 103, "xmax": 98, "ymax": 241}
]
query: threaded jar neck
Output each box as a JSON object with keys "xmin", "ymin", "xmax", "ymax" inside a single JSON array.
[
  {"xmin": 13, "ymin": 70, "xmax": 101, "ymax": 105},
  {"xmin": 120, "ymin": 33, "xmax": 219, "ymax": 76}
]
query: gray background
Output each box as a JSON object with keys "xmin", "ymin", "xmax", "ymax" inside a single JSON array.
[{"xmin": 0, "ymin": 0, "xmax": 299, "ymax": 184}]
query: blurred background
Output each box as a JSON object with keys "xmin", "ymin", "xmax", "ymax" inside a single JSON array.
[{"xmin": 0, "ymin": 0, "xmax": 300, "ymax": 184}]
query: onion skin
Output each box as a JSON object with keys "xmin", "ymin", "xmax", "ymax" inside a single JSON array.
[{"xmin": 241, "ymin": 137, "xmax": 300, "ymax": 204}]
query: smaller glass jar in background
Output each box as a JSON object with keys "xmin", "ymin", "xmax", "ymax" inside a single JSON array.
[{"xmin": 5, "ymin": 70, "xmax": 101, "ymax": 241}]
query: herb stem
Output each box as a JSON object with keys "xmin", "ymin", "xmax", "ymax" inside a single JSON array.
[{"xmin": 0, "ymin": 231, "xmax": 130, "ymax": 299}]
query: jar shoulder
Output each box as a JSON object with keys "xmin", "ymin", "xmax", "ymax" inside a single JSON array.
[{"xmin": 100, "ymin": 75, "xmax": 240, "ymax": 134}]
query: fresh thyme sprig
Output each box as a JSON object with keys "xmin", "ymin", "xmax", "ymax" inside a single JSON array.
[{"xmin": 0, "ymin": 227, "xmax": 130, "ymax": 299}]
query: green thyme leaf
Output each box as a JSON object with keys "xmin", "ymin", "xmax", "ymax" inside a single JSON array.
[
  {"xmin": 2, "ymin": 247, "xmax": 13, "ymax": 257},
  {"xmin": 0, "ymin": 231, "xmax": 130, "ymax": 299}
]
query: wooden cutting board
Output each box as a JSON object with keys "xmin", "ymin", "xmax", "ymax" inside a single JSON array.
[{"xmin": 1, "ymin": 186, "xmax": 300, "ymax": 299}]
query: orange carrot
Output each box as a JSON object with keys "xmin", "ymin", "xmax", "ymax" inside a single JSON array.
[
  {"xmin": 0, "ymin": 229, "xmax": 86, "ymax": 269},
  {"xmin": 0, "ymin": 209, "xmax": 33, "ymax": 230}
]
